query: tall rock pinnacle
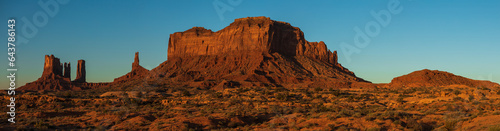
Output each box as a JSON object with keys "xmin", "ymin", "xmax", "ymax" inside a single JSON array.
[
  {"xmin": 132, "ymin": 52, "xmax": 140, "ymax": 70},
  {"xmin": 63, "ymin": 62, "xmax": 71, "ymax": 79},
  {"xmin": 113, "ymin": 52, "xmax": 149, "ymax": 83},
  {"xmin": 74, "ymin": 60, "xmax": 86, "ymax": 83}
]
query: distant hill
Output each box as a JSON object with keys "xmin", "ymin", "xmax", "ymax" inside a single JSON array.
[{"xmin": 388, "ymin": 69, "xmax": 500, "ymax": 89}]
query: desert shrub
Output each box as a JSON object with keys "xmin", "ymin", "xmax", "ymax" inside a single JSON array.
[
  {"xmin": 366, "ymin": 128, "xmax": 381, "ymax": 131},
  {"xmin": 382, "ymin": 111, "xmax": 403, "ymax": 120},
  {"xmin": 359, "ymin": 93, "xmax": 374, "ymax": 100},
  {"xmin": 34, "ymin": 120, "xmax": 49, "ymax": 130},
  {"xmin": 393, "ymin": 120, "xmax": 402, "ymax": 125},
  {"xmin": 403, "ymin": 88, "xmax": 417, "ymax": 94},
  {"xmin": 353, "ymin": 112, "xmax": 363, "ymax": 118},
  {"xmin": 327, "ymin": 124, "xmax": 336, "ymax": 130},
  {"xmin": 274, "ymin": 86, "xmax": 287, "ymax": 92},
  {"xmin": 376, "ymin": 115, "xmax": 385, "ymax": 120},
  {"xmin": 444, "ymin": 119, "xmax": 458, "ymax": 131},
  {"xmin": 424, "ymin": 109, "xmax": 436, "ymax": 115},
  {"xmin": 365, "ymin": 113, "xmax": 378, "ymax": 121},
  {"xmin": 314, "ymin": 87, "xmax": 323, "ymax": 92},
  {"xmin": 469, "ymin": 95, "xmax": 475, "ymax": 101},
  {"xmin": 397, "ymin": 97, "xmax": 405, "ymax": 103},
  {"xmin": 305, "ymin": 123, "xmax": 319, "ymax": 128},
  {"xmin": 339, "ymin": 109, "xmax": 354, "ymax": 117},
  {"xmin": 211, "ymin": 92, "xmax": 223, "ymax": 98},
  {"xmin": 311, "ymin": 104, "xmax": 330, "ymax": 113},
  {"xmin": 478, "ymin": 86, "xmax": 490, "ymax": 91},
  {"xmin": 489, "ymin": 125, "xmax": 500, "ymax": 131},
  {"xmin": 453, "ymin": 97, "xmax": 463, "ymax": 101},
  {"xmin": 481, "ymin": 96, "xmax": 489, "ymax": 100},
  {"xmin": 331, "ymin": 90, "xmax": 341, "ymax": 96},
  {"xmin": 181, "ymin": 90, "xmax": 191, "ymax": 97},
  {"xmin": 228, "ymin": 98, "xmax": 240, "ymax": 106},
  {"xmin": 275, "ymin": 92, "xmax": 289, "ymax": 101},
  {"xmin": 328, "ymin": 114, "xmax": 339, "ymax": 120},
  {"xmin": 236, "ymin": 87, "xmax": 248, "ymax": 93},
  {"xmin": 62, "ymin": 91, "xmax": 73, "ymax": 98},
  {"xmin": 405, "ymin": 117, "xmax": 423, "ymax": 131},
  {"xmin": 227, "ymin": 121, "xmax": 240, "ymax": 128}
]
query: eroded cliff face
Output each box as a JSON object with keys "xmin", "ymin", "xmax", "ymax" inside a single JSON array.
[
  {"xmin": 42, "ymin": 55, "xmax": 63, "ymax": 77},
  {"xmin": 167, "ymin": 17, "xmax": 338, "ymax": 65},
  {"xmin": 151, "ymin": 17, "xmax": 367, "ymax": 87},
  {"xmin": 113, "ymin": 52, "xmax": 149, "ymax": 84}
]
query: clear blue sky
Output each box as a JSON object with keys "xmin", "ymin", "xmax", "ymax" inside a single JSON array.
[{"xmin": 1, "ymin": 0, "xmax": 499, "ymax": 89}]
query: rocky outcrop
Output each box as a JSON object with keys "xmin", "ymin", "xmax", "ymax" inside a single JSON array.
[
  {"xmin": 18, "ymin": 55, "xmax": 112, "ymax": 91},
  {"xmin": 42, "ymin": 55, "xmax": 63, "ymax": 77},
  {"xmin": 167, "ymin": 17, "xmax": 340, "ymax": 66},
  {"xmin": 388, "ymin": 69, "xmax": 500, "ymax": 89},
  {"xmin": 150, "ymin": 17, "xmax": 367, "ymax": 87},
  {"xmin": 132, "ymin": 52, "xmax": 140, "ymax": 70},
  {"xmin": 113, "ymin": 52, "xmax": 149, "ymax": 83},
  {"xmin": 63, "ymin": 62, "xmax": 70, "ymax": 80},
  {"xmin": 74, "ymin": 60, "xmax": 86, "ymax": 83},
  {"xmin": 19, "ymin": 55, "xmax": 82, "ymax": 90}
]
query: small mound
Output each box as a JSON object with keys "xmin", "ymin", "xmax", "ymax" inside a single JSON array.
[{"xmin": 388, "ymin": 69, "xmax": 500, "ymax": 88}]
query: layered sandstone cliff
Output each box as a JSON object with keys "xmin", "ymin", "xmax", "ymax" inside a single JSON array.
[
  {"xmin": 388, "ymin": 69, "xmax": 500, "ymax": 89},
  {"xmin": 150, "ymin": 17, "xmax": 367, "ymax": 87},
  {"xmin": 167, "ymin": 17, "xmax": 339, "ymax": 65}
]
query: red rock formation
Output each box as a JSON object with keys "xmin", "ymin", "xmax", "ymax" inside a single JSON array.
[
  {"xmin": 167, "ymin": 17, "xmax": 340, "ymax": 66},
  {"xmin": 150, "ymin": 17, "xmax": 367, "ymax": 87},
  {"xmin": 133, "ymin": 52, "xmax": 140, "ymax": 70},
  {"xmin": 63, "ymin": 62, "xmax": 70, "ymax": 80},
  {"xmin": 388, "ymin": 69, "xmax": 500, "ymax": 88},
  {"xmin": 18, "ymin": 55, "xmax": 84, "ymax": 91},
  {"xmin": 42, "ymin": 55, "xmax": 63, "ymax": 77},
  {"xmin": 74, "ymin": 60, "xmax": 86, "ymax": 83},
  {"xmin": 19, "ymin": 55, "xmax": 111, "ymax": 91},
  {"xmin": 113, "ymin": 52, "xmax": 149, "ymax": 83}
]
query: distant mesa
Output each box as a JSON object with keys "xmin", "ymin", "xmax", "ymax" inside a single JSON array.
[
  {"xmin": 149, "ymin": 16, "xmax": 368, "ymax": 88},
  {"xmin": 388, "ymin": 69, "xmax": 500, "ymax": 89}
]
